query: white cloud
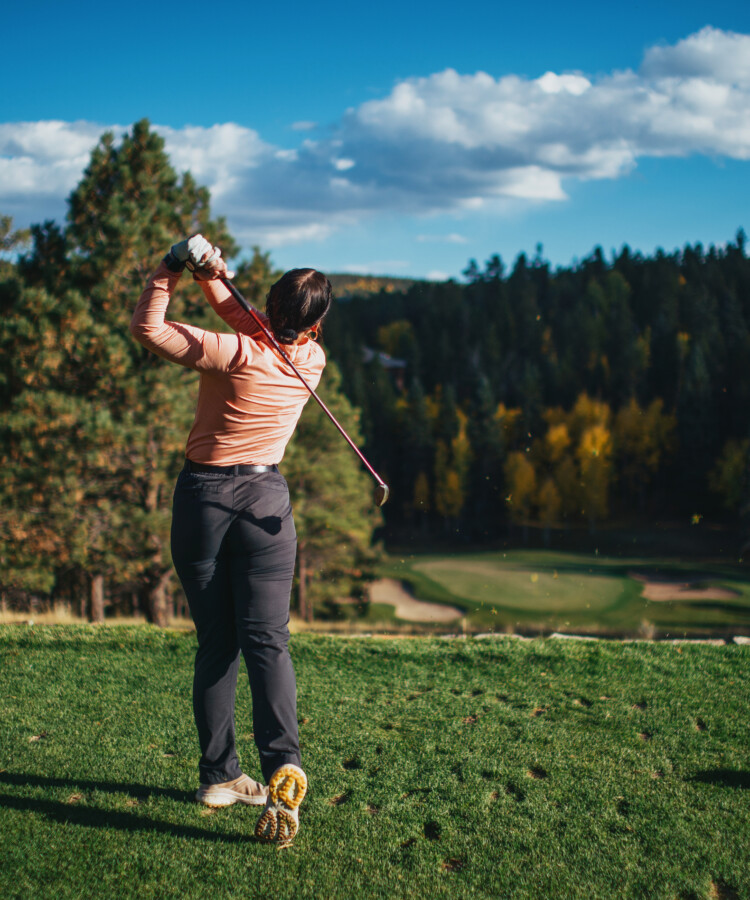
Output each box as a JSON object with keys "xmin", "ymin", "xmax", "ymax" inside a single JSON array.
[
  {"xmin": 459, "ymin": 197, "xmax": 485, "ymax": 210},
  {"xmin": 257, "ymin": 223, "xmax": 334, "ymax": 248},
  {"xmin": 156, "ymin": 123, "xmax": 270, "ymax": 201},
  {"xmin": 1, "ymin": 27, "xmax": 749, "ymax": 252},
  {"xmin": 640, "ymin": 26, "xmax": 750, "ymax": 83},
  {"xmin": 416, "ymin": 233, "xmax": 468, "ymax": 244},
  {"xmin": 536, "ymin": 72, "xmax": 591, "ymax": 95},
  {"xmin": 0, "ymin": 120, "xmax": 115, "ymax": 198},
  {"xmin": 0, "ymin": 120, "xmax": 128, "ymax": 223}
]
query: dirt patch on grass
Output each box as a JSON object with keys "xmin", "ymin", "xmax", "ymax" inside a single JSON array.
[
  {"xmin": 369, "ymin": 578, "xmax": 464, "ymax": 623},
  {"xmin": 709, "ymin": 880, "xmax": 740, "ymax": 900},
  {"xmin": 629, "ymin": 572, "xmax": 741, "ymax": 602},
  {"xmin": 441, "ymin": 857, "xmax": 466, "ymax": 873}
]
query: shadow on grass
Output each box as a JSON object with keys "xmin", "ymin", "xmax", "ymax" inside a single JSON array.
[
  {"xmin": 0, "ymin": 772, "xmax": 254, "ymax": 844},
  {"xmin": 0, "ymin": 771, "xmax": 191, "ymax": 803},
  {"xmin": 687, "ymin": 769, "xmax": 750, "ymax": 789},
  {"xmin": 0, "ymin": 793, "xmax": 252, "ymax": 843}
]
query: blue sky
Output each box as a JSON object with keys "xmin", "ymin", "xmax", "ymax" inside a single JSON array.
[{"xmin": 2, "ymin": 0, "xmax": 749, "ymax": 277}]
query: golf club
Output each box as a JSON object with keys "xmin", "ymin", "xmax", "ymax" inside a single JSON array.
[{"xmin": 218, "ymin": 275, "xmax": 390, "ymax": 507}]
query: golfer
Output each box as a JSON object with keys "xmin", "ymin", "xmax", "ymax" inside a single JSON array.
[{"xmin": 130, "ymin": 234, "xmax": 331, "ymax": 846}]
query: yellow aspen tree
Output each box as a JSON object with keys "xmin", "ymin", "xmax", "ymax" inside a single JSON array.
[
  {"xmin": 424, "ymin": 386, "xmax": 442, "ymax": 430},
  {"xmin": 614, "ymin": 397, "xmax": 676, "ymax": 503},
  {"xmin": 569, "ymin": 393, "xmax": 612, "ymax": 441},
  {"xmin": 504, "ymin": 451, "xmax": 537, "ymax": 526},
  {"xmin": 577, "ymin": 422, "xmax": 614, "ymax": 531},
  {"xmin": 434, "ymin": 441, "xmax": 465, "ymax": 522},
  {"xmin": 544, "ymin": 422, "xmax": 571, "ymax": 464},
  {"xmin": 376, "ymin": 320, "xmax": 415, "ymax": 358},
  {"xmin": 451, "ymin": 409, "xmax": 473, "ymax": 493},
  {"xmin": 536, "ymin": 478, "xmax": 562, "ymax": 546},
  {"xmin": 494, "ymin": 404, "xmax": 523, "ymax": 446}
]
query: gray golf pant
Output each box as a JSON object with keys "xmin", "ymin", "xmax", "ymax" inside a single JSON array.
[{"xmin": 171, "ymin": 463, "xmax": 300, "ymax": 785}]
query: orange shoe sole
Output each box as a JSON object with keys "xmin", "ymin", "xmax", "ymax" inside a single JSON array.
[{"xmin": 255, "ymin": 764, "xmax": 308, "ymax": 846}]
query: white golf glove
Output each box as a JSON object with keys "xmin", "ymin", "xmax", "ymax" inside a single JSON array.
[{"xmin": 170, "ymin": 234, "xmax": 221, "ymax": 271}]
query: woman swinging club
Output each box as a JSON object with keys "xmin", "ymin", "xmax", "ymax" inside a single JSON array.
[{"xmin": 131, "ymin": 234, "xmax": 331, "ymax": 846}]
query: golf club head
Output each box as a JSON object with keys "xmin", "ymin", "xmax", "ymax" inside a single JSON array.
[{"xmin": 374, "ymin": 482, "xmax": 390, "ymax": 507}]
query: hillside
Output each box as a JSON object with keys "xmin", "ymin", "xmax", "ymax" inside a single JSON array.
[{"xmin": 327, "ymin": 273, "xmax": 431, "ymax": 297}]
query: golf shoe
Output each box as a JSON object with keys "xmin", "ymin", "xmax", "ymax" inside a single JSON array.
[
  {"xmin": 196, "ymin": 773, "xmax": 268, "ymax": 807},
  {"xmin": 254, "ymin": 764, "xmax": 308, "ymax": 847}
]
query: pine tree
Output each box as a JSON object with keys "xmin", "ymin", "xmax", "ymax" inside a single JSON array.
[
  {"xmin": 466, "ymin": 378, "xmax": 506, "ymax": 532},
  {"xmin": 536, "ymin": 478, "xmax": 562, "ymax": 547},
  {"xmin": 504, "ymin": 452, "xmax": 536, "ymax": 543},
  {"xmin": 232, "ymin": 247, "xmax": 281, "ymax": 310},
  {"xmin": 0, "ymin": 216, "xmax": 30, "ymax": 278},
  {"xmin": 400, "ymin": 378, "xmax": 434, "ymax": 521},
  {"xmin": 0, "ymin": 272, "xmax": 97, "ymax": 600},
  {"xmin": 1, "ymin": 121, "xmax": 235, "ymax": 623},
  {"xmin": 282, "ymin": 363, "xmax": 382, "ymax": 621}
]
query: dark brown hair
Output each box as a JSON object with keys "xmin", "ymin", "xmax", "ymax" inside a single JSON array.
[{"xmin": 265, "ymin": 268, "xmax": 332, "ymax": 344}]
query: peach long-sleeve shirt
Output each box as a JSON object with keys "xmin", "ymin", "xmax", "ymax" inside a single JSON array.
[{"xmin": 130, "ymin": 262, "xmax": 326, "ymax": 465}]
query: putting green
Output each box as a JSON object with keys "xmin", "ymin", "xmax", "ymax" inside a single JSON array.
[{"xmin": 411, "ymin": 556, "xmax": 628, "ymax": 614}]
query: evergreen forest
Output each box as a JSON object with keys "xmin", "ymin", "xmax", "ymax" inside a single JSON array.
[{"xmin": 324, "ymin": 234, "xmax": 750, "ymax": 546}]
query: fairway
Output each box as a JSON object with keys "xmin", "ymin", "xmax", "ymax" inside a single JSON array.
[
  {"xmin": 413, "ymin": 558, "xmax": 625, "ymax": 613},
  {"xmin": 385, "ymin": 550, "xmax": 750, "ymax": 635},
  {"xmin": 1, "ymin": 626, "xmax": 748, "ymax": 900}
]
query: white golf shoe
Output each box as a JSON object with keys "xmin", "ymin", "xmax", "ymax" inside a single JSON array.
[{"xmin": 196, "ymin": 773, "xmax": 268, "ymax": 807}]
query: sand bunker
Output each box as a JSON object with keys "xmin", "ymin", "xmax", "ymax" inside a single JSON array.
[
  {"xmin": 369, "ymin": 578, "xmax": 464, "ymax": 623},
  {"xmin": 629, "ymin": 571, "xmax": 741, "ymax": 602}
]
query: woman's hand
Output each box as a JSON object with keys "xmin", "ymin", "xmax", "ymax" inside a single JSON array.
[
  {"xmin": 170, "ymin": 234, "xmax": 234, "ymax": 280},
  {"xmin": 194, "ymin": 254, "xmax": 234, "ymax": 281}
]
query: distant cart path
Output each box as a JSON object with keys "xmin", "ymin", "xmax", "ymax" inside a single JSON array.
[{"xmin": 369, "ymin": 578, "xmax": 464, "ymax": 622}]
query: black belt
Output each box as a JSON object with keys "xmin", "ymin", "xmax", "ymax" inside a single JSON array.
[{"xmin": 185, "ymin": 460, "xmax": 278, "ymax": 475}]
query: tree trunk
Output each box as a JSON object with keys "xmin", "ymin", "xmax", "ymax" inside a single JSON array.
[
  {"xmin": 75, "ymin": 569, "xmax": 87, "ymax": 620},
  {"xmin": 298, "ymin": 544, "xmax": 313, "ymax": 623},
  {"xmin": 90, "ymin": 574, "xmax": 105, "ymax": 624},
  {"xmin": 144, "ymin": 570, "xmax": 172, "ymax": 628}
]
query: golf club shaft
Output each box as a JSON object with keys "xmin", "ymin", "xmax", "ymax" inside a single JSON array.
[{"xmin": 218, "ymin": 276, "xmax": 388, "ymax": 491}]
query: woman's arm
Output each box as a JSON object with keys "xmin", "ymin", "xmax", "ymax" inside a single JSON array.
[
  {"xmin": 130, "ymin": 260, "xmax": 244, "ymax": 372},
  {"xmin": 176, "ymin": 235, "xmax": 268, "ymax": 337},
  {"xmin": 198, "ymin": 277, "xmax": 270, "ymax": 337}
]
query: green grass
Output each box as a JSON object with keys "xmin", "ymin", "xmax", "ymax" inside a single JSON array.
[
  {"xmin": 383, "ymin": 550, "xmax": 750, "ymax": 635},
  {"xmin": 1, "ymin": 626, "xmax": 749, "ymax": 899}
]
